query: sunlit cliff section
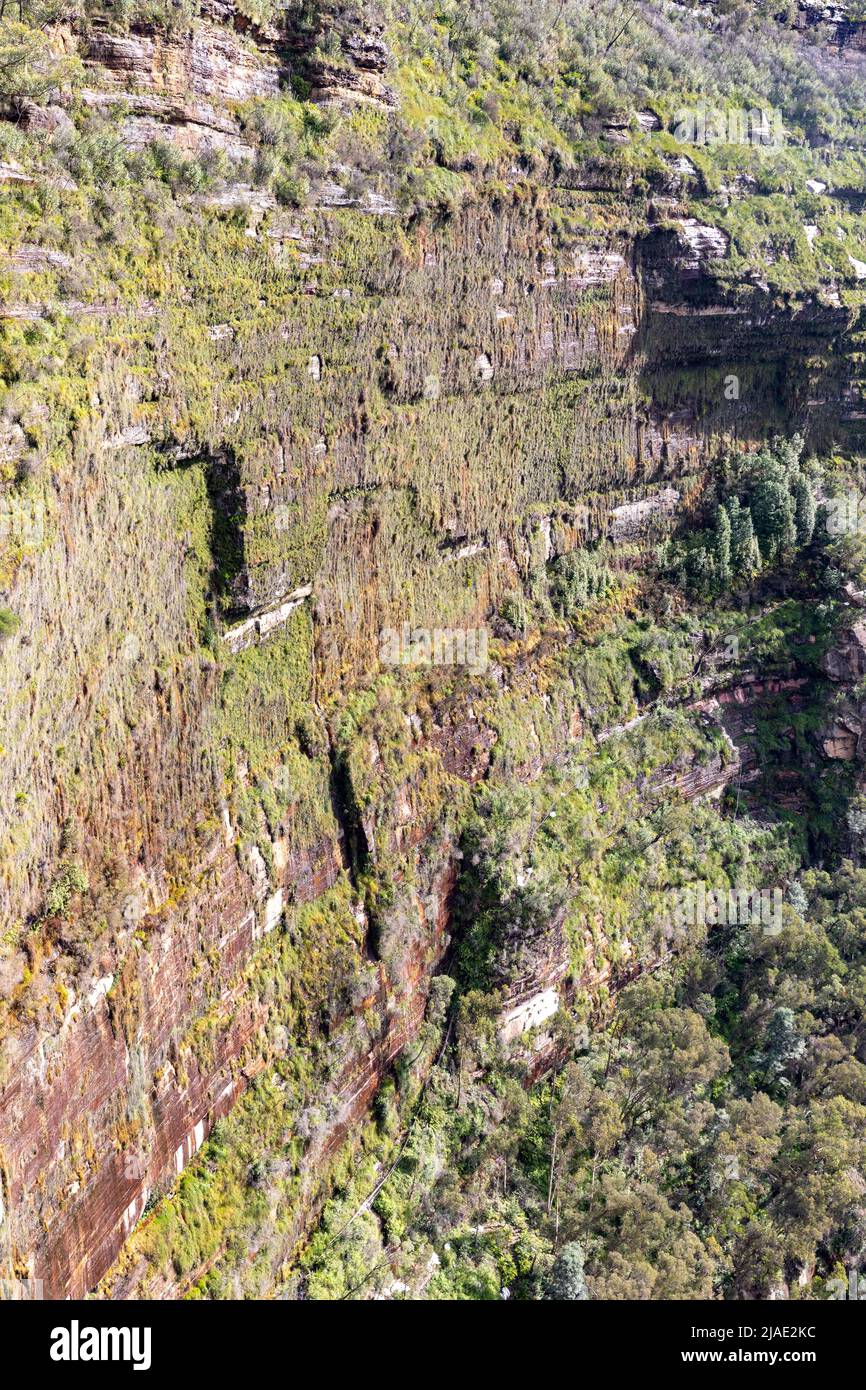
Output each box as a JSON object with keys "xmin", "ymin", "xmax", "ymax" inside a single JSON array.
[{"xmin": 1, "ymin": 0, "xmax": 866, "ymax": 1299}]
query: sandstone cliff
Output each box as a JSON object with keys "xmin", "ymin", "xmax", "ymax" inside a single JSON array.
[{"xmin": 1, "ymin": 0, "xmax": 865, "ymax": 1299}]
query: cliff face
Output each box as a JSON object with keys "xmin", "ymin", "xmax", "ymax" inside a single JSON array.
[
  {"xmin": 640, "ymin": 223, "xmax": 863, "ymax": 452},
  {"xmin": 1, "ymin": 1, "xmax": 866, "ymax": 1299}
]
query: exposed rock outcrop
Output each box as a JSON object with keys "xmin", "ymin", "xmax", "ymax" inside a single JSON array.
[{"xmin": 2, "ymin": 0, "xmax": 866, "ymax": 1305}]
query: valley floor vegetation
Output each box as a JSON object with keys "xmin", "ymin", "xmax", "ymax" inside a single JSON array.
[{"xmin": 108, "ymin": 443, "xmax": 866, "ymax": 1300}]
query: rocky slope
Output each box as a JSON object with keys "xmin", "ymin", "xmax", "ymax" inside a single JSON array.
[{"xmin": 1, "ymin": 0, "xmax": 865, "ymax": 1299}]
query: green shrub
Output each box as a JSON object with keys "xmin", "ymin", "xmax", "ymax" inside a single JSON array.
[
  {"xmin": 44, "ymin": 861, "xmax": 89, "ymax": 917},
  {"xmin": 548, "ymin": 549, "xmax": 614, "ymax": 619},
  {"xmin": 0, "ymin": 607, "xmax": 19, "ymax": 643}
]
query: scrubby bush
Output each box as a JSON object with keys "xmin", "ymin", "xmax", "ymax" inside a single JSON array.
[
  {"xmin": 548, "ymin": 548, "xmax": 614, "ymax": 619},
  {"xmin": 0, "ymin": 606, "xmax": 19, "ymax": 642},
  {"xmin": 0, "ymin": 2, "xmax": 82, "ymax": 110},
  {"xmin": 44, "ymin": 860, "xmax": 89, "ymax": 917}
]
